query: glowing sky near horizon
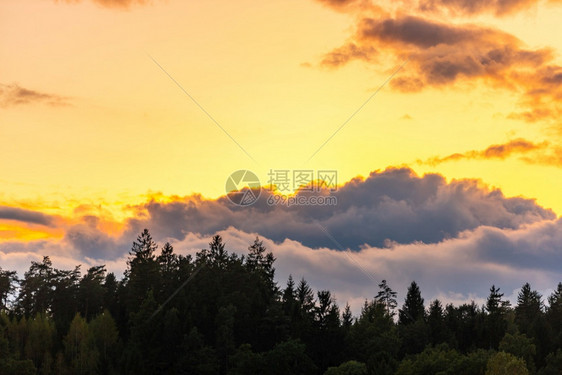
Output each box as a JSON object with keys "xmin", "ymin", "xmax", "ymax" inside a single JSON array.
[{"xmin": 2, "ymin": 1, "xmax": 562, "ymax": 313}]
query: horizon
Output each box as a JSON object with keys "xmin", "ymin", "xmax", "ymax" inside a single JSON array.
[{"xmin": 2, "ymin": 0, "xmax": 562, "ymax": 339}]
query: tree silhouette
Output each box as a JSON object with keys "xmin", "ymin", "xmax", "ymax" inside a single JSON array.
[
  {"xmin": 376, "ymin": 279, "xmax": 398, "ymax": 317},
  {"xmin": 0, "ymin": 230, "xmax": 562, "ymax": 374}
]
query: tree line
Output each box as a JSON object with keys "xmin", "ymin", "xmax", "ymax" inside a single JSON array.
[{"xmin": 0, "ymin": 228, "xmax": 561, "ymax": 374}]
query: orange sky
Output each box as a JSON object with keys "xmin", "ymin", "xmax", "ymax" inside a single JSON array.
[{"xmin": 1, "ymin": 0, "xmax": 562, "ymax": 242}]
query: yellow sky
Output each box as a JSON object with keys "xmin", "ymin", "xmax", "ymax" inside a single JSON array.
[{"xmin": 1, "ymin": 0, "xmax": 562, "ymax": 228}]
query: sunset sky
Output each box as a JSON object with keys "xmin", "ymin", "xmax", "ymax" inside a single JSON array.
[{"xmin": 2, "ymin": 0, "xmax": 562, "ymax": 310}]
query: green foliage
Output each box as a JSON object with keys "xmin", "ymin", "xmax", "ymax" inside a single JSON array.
[
  {"xmin": 324, "ymin": 360, "xmax": 367, "ymax": 375},
  {"xmin": 90, "ymin": 310, "xmax": 118, "ymax": 374},
  {"xmin": 347, "ymin": 299, "xmax": 400, "ymax": 375},
  {"xmin": 486, "ymin": 351, "xmax": 529, "ymax": 375},
  {"xmin": 499, "ymin": 332, "xmax": 536, "ymax": 373},
  {"xmin": 538, "ymin": 349, "xmax": 562, "ymax": 375},
  {"xmin": 227, "ymin": 344, "xmax": 266, "ymax": 375},
  {"xmin": 64, "ymin": 313, "xmax": 98, "ymax": 375},
  {"xmin": 395, "ymin": 344, "xmax": 462, "ymax": 375},
  {"xmin": 265, "ymin": 339, "xmax": 317, "ymax": 375},
  {"xmin": 25, "ymin": 314, "xmax": 56, "ymax": 371}
]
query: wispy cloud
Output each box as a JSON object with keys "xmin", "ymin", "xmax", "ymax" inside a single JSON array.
[
  {"xmin": 56, "ymin": 0, "xmax": 154, "ymax": 9},
  {"xmin": 315, "ymin": 0, "xmax": 562, "ymax": 16},
  {"xmin": 320, "ymin": 43, "xmax": 377, "ymax": 68},
  {"xmin": 0, "ymin": 83, "xmax": 71, "ymax": 108},
  {"xmin": 419, "ymin": 138, "xmax": 550, "ymax": 166},
  {"xmin": 418, "ymin": 0, "xmax": 544, "ymax": 16}
]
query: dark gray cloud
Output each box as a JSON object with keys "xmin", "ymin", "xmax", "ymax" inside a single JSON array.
[
  {"xmin": 353, "ymin": 15, "xmax": 549, "ymax": 87},
  {"xmin": 359, "ymin": 16, "xmax": 492, "ymax": 48},
  {"xmin": 123, "ymin": 168, "xmax": 555, "ymax": 250},
  {"xmin": 0, "ymin": 206, "xmax": 55, "ymax": 226},
  {"xmin": 64, "ymin": 217, "xmax": 129, "ymax": 260}
]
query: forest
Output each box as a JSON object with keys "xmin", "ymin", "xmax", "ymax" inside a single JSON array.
[{"xmin": 0, "ymin": 229, "xmax": 561, "ymax": 375}]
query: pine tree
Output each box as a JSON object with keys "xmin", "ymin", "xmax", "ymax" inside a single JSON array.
[
  {"xmin": 399, "ymin": 281, "xmax": 425, "ymax": 325},
  {"xmin": 247, "ymin": 237, "xmax": 276, "ymax": 290},
  {"xmin": 282, "ymin": 275, "xmax": 296, "ymax": 316},
  {"xmin": 125, "ymin": 229, "xmax": 160, "ymax": 313},
  {"xmin": 342, "ymin": 303, "xmax": 353, "ymax": 330},
  {"xmin": 547, "ymin": 283, "xmax": 562, "ymax": 348},
  {"xmin": 78, "ymin": 266, "xmax": 106, "ymax": 320},
  {"xmin": 515, "ymin": 283, "xmax": 543, "ymax": 335},
  {"xmin": 484, "ymin": 285, "xmax": 510, "ymax": 349},
  {"xmin": 129, "ymin": 229, "xmax": 158, "ymax": 264},
  {"xmin": 428, "ymin": 299, "xmax": 449, "ymax": 345},
  {"xmin": 296, "ymin": 278, "xmax": 315, "ymax": 315},
  {"xmin": 207, "ymin": 235, "xmax": 228, "ymax": 269},
  {"xmin": 376, "ymin": 280, "xmax": 398, "ymax": 317}
]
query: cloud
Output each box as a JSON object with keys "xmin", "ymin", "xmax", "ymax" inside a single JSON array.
[
  {"xmin": 418, "ymin": 0, "xmax": 541, "ymax": 16},
  {"xmin": 0, "ymin": 83, "xmax": 70, "ymax": 108},
  {"xmin": 0, "ymin": 206, "xmax": 55, "ymax": 226},
  {"xmin": 359, "ymin": 16, "xmax": 506, "ymax": 48},
  {"xmin": 312, "ymin": 3, "xmax": 562, "ymax": 126},
  {"xmin": 321, "ymin": 14, "xmax": 552, "ymax": 87},
  {"xmin": 56, "ymin": 0, "xmax": 154, "ymax": 9},
  {"xmin": 4, "ymin": 217, "xmax": 562, "ymax": 315},
  {"xmin": 352, "ymin": 15, "xmax": 550, "ymax": 88},
  {"xmin": 420, "ymin": 138, "xmax": 550, "ymax": 166},
  {"xmin": 168, "ymin": 218, "xmax": 562, "ymax": 314},
  {"xmin": 64, "ymin": 218, "xmax": 129, "ymax": 260},
  {"xmin": 314, "ymin": 0, "xmax": 562, "ymax": 17},
  {"xmin": 320, "ymin": 43, "xmax": 377, "ymax": 68},
  {"xmin": 314, "ymin": 0, "xmax": 377, "ymax": 12},
  {"xmin": 1, "ymin": 168, "xmax": 560, "ymax": 314},
  {"xmin": 121, "ymin": 168, "xmax": 554, "ymax": 251},
  {"xmin": 0, "ymin": 168, "xmax": 555, "ymax": 261},
  {"xmin": 520, "ymin": 146, "xmax": 562, "ymax": 167}
]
